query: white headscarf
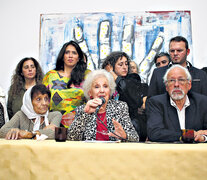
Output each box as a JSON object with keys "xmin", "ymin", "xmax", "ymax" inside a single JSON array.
[{"xmin": 21, "ymin": 86, "xmax": 49, "ymax": 131}]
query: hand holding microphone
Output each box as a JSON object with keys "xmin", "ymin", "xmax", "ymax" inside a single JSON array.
[{"xmin": 84, "ymin": 97, "xmax": 106, "ymax": 114}]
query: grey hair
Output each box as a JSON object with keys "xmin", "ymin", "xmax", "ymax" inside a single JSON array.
[
  {"xmin": 163, "ymin": 64, "xmax": 192, "ymax": 84},
  {"xmin": 83, "ymin": 69, "xmax": 116, "ymax": 100}
]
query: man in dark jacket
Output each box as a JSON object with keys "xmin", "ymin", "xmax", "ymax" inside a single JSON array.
[
  {"xmin": 148, "ymin": 36, "xmax": 207, "ymax": 98},
  {"xmin": 146, "ymin": 65, "xmax": 207, "ymax": 142}
]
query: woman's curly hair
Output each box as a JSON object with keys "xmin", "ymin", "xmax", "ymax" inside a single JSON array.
[
  {"xmin": 102, "ymin": 51, "xmax": 131, "ymax": 73},
  {"xmin": 8, "ymin": 57, "xmax": 44, "ymax": 96}
]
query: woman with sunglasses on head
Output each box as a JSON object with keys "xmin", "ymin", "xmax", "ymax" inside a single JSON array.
[
  {"xmin": 43, "ymin": 40, "xmax": 90, "ymax": 128},
  {"xmin": 102, "ymin": 51, "xmax": 147, "ymax": 141}
]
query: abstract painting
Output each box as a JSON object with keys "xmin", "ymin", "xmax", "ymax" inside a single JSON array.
[{"xmin": 40, "ymin": 11, "xmax": 192, "ymax": 83}]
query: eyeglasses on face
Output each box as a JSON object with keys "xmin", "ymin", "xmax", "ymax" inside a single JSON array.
[
  {"xmin": 156, "ymin": 60, "xmax": 168, "ymax": 67},
  {"xmin": 167, "ymin": 78, "xmax": 188, "ymax": 85}
]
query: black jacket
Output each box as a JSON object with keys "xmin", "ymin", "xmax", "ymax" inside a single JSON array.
[
  {"xmin": 115, "ymin": 73, "xmax": 148, "ymax": 141},
  {"xmin": 146, "ymin": 92, "xmax": 207, "ymax": 142},
  {"xmin": 148, "ymin": 63, "xmax": 207, "ymax": 98}
]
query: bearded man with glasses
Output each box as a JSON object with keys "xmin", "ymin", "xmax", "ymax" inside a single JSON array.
[{"xmin": 146, "ymin": 65, "xmax": 207, "ymax": 142}]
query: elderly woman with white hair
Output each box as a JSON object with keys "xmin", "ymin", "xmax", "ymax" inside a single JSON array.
[{"xmin": 67, "ymin": 69, "xmax": 139, "ymax": 142}]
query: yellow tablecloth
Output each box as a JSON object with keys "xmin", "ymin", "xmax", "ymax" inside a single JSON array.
[{"xmin": 0, "ymin": 139, "xmax": 207, "ymax": 180}]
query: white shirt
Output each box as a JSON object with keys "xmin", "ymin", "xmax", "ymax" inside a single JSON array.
[{"xmin": 170, "ymin": 95, "xmax": 190, "ymax": 130}]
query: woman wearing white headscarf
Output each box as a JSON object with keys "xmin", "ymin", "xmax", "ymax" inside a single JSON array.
[{"xmin": 0, "ymin": 84, "xmax": 62, "ymax": 140}]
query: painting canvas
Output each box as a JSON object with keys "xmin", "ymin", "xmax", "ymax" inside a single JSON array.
[{"xmin": 40, "ymin": 11, "xmax": 192, "ymax": 83}]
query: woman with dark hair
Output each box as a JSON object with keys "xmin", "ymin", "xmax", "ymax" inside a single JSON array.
[
  {"xmin": 7, "ymin": 57, "xmax": 44, "ymax": 119},
  {"xmin": 102, "ymin": 51, "xmax": 148, "ymax": 141},
  {"xmin": 43, "ymin": 40, "xmax": 90, "ymax": 128},
  {"xmin": 0, "ymin": 84, "xmax": 62, "ymax": 140}
]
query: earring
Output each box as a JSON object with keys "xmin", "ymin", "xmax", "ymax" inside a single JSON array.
[{"xmin": 90, "ymin": 96, "xmax": 93, "ymax": 99}]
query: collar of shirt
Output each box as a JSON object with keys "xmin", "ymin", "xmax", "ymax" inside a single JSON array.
[
  {"xmin": 170, "ymin": 95, "xmax": 190, "ymax": 111},
  {"xmin": 168, "ymin": 61, "xmax": 191, "ymax": 69}
]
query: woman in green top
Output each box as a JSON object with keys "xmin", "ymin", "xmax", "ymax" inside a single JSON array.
[
  {"xmin": 7, "ymin": 57, "xmax": 44, "ymax": 119},
  {"xmin": 43, "ymin": 40, "xmax": 90, "ymax": 128}
]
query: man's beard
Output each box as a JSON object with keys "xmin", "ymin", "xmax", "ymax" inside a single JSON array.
[{"xmin": 170, "ymin": 88, "xmax": 185, "ymax": 100}]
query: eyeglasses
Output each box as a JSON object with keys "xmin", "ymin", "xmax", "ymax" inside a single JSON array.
[
  {"xmin": 156, "ymin": 60, "xmax": 168, "ymax": 67},
  {"xmin": 167, "ymin": 78, "xmax": 188, "ymax": 85}
]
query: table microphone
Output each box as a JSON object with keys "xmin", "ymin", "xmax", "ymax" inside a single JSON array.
[{"xmin": 95, "ymin": 97, "xmax": 106, "ymax": 114}]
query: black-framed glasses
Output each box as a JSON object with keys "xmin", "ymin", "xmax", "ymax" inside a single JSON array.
[{"xmin": 167, "ymin": 78, "xmax": 188, "ymax": 85}]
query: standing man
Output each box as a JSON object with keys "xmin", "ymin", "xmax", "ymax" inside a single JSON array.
[
  {"xmin": 146, "ymin": 65, "xmax": 207, "ymax": 142},
  {"xmin": 154, "ymin": 52, "xmax": 170, "ymax": 68},
  {"xmin": 148, "ymin": 36, "xmax": 207, "ymax": 98}
]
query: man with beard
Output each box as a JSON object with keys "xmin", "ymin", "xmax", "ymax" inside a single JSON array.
[
  {"xmin": 146, "ymin": 65, "xmax": 207, "ymax": 142},
  {"xmin": 148, "ymin": 36, "xmax": 207, "ymax": 98}
]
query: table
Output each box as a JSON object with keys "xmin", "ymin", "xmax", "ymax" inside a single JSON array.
[{"xmin": 0, "ymin": 139, "xmax": 207, "ymax": 180}]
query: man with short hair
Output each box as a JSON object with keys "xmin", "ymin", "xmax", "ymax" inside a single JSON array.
[
  {"xmin": 154, "ymin": 52, "xmax": 170, "ymax": 68},
  {"xmin": 146, "ymin": 65, "xmax": 207, "ymax": 142},
  {"xmin": 148, "ymin": 36, "xmax": 207, "ymax": 98}
]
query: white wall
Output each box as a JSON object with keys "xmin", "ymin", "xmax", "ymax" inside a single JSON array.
[{"xmin": 0, "ymin": 0, "xmax": 207, "ymax": 94}]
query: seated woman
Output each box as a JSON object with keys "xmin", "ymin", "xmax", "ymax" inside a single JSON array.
[
  {"xmin": 0, "ymin": 84, "xmax": 62, "ymax": 140},
  {"xmin": 67, "ymin": 69, "xmax": 139, "ymax": 142},
  {"xmin": 102, "ymin": 51, "xmax": 147, "ymax": 141}
]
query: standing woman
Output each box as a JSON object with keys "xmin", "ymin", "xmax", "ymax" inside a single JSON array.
[
  {"xmin": 7, "ymin": 57, "xmax": 44, "ymax": 119},
  {"xmin": 43, "ymin": 40, "xmax": 90, "ymax": 128},
  {"xmin": 102, "ymin": 51, "xmax": 147, "ymax": 141}
]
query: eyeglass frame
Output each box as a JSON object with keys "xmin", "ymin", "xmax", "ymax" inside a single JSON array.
[{"xmin": 165, "ymin": 78, "xmax": 190, "ymax": 85}]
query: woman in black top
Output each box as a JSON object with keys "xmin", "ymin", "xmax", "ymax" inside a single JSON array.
[{"xmin": 102, "ymin": 51, "xmax": 148, "ymax": 141}]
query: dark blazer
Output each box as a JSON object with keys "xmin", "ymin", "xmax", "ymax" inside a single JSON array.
[
  {"xmin": 148, "ymin": 63, "xmax": 207, "ymax": 98},
  {"xmin": 146, "ymin": 92, "xmax": 207, "ymax": 142}
]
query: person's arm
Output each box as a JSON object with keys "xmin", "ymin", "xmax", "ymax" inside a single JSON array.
[
  {"xmin": 146, "ymin": 98, "xmax": 182, "ymax": 142},
  {"xmin": 0, "ymin": 111, "xmax": 22, "ymax": 138},
  {"xmin": 7, "ymin": 90, "xmax": 14, "ymax": 119},
  {"xmin": 147, "ymin": 69, "xmax": 158, "ymax": 99},
  {"xmin": 104, "ymin": 64, "xmax": 118, "ymax": 81},
  {"xmin": 5, "ymin": 128, "xmax": 33, "ymax": 140},
  {"xmin": 200, "ymin": 71, "xmax": 207, "ymax": 96},
  {"xmin": 38, "ymin": 111, "xmax": 62, "ymax": 139},
  {"xmin": 194, "ymin": 104, "xmax": 207, "ymax": 142},
  {"xmin": 67, "ymin": 105, "xmax": 89, "ymax": 141},
  {"xmin": 194, "ymin": 131, "xmax": 206, "ymax": 142},
  {"xmin": 115, "ymin": 102, "xmax": 139, "ymax": 142}
]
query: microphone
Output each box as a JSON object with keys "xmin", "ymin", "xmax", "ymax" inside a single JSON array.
[
  {"xmin": 95, "ymin": 97, "xmax": 130, "ymax": 142},
  {"xmin": 95, "ymin": 97, "xmax": 106, "ymax": 113}
]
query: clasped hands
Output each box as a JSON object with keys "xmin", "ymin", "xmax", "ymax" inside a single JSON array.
[{"xmin": 194, "ymin": 130, "xmax": 207, "ymax": 142}]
